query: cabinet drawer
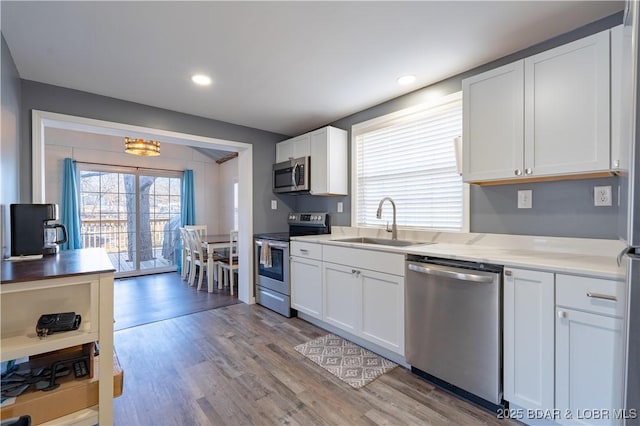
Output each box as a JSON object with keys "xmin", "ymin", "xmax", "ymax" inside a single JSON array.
[
  {"xmin": 291, "ymin": 241, "xmax": 322, "ymax": 260},
  {"xmin": 322, "ymin": 245, "xmax": 404, "ymax": 276},
  {"xmin": 556, "ymin": 274, "xmax": 625, "ymax": 317}
]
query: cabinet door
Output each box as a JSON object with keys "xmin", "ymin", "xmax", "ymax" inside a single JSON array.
[
  {"xmin": 360, "ymin": 269, "xmax": 404, "ymax": 354},
  {"xmin": 462, "ymin": 61, "xmax": 524, "ymax": 182},
  {"xmin": 524, "ymin": 30, "xmax": 610, "ymax": 176},
  {"xmin": 276, "ymin": 135, "xmax": 310, "ymax": 163},
  {"xmin": 611, "ymin": 24, "xmax": 625, "ymax": 171},
  {"xmin": 556, "ymin": 308, "xmax": 623, "ymax": 425},
  {"xmin": 310, "ymin": 127, "xmax": 348, "ymax": 195},
  {"xmin": 292, "ymin": 135, "xmax": 311, "ymax": 159},
  {"xmin": 291, "ymin": 256, "xmax": 323, "ymax": 319},
  {"xmin": 503, "ymin": 268, "xmax": 555, "ymax": 411},
  {"xmin": 276, "ymin": 139, "xmax": 294, "ymax": 163},
  {"xmin": 323, "ymin": 262, "xmax": 361, "ymax": 333}
]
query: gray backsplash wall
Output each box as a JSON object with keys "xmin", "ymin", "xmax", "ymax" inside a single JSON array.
[
  {"xmin": 19, "ymin": 80, "xmax": 291, "ymax": 234},
  {"xmin": 471, "ymin": 177, "xmax": 620, "ymax": 239},
  {"xmin": 294, "ymin": 12, "xmax": 623, "ymax": 239}
]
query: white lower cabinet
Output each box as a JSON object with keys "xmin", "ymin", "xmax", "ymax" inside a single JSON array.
[
  {"xmin": 504, "ymin": 269, "xmax": 626, "ymax": 426},
  {"xmin": 556, "ymin": 308, "xmax": 623, "ymax": 425},
  {"xmin": 504, "ymin": 268, "xmax": 555, "ymax": 412},
  {"xmin": 291, "ymin": 244, "xmax": 405, "ymax": 355},
  {"xmin": 323, "ymin": 262, "xmax": 361, "ymax": 333},
  {"xmin": 360, "ymin": 268, "xmax": 404, "ymax": 354},
  {"xmin": 555, "ymin": 274, "xmax": 625, "ymax": 426},
  {"xmin": 290, "ymin": 255, "xmax": 323, "ymax": 319},
  {"xmin": 322, "ymin": 260, "xmax": 404, "ymax": 353}
]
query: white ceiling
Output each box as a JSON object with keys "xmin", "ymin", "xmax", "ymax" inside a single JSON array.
[{"xmin": 1, "ymin": 1, "xmax": 624, "ymax": 136}]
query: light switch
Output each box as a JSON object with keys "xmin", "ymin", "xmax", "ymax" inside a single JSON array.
[
  {"xmin": 337, "ymin": 202, "xmax": 343, "ymax": 213},
  {"xmin": 271, "ymin": 200, "xmax": 277, "ymax": 210},
  {"xmin": 517, "ymin": 190, "xmax": 532, "ymax": 209}
]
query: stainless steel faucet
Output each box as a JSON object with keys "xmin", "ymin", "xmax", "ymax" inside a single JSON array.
[{"xmin": 376, "ymin": 197, "xmax": 397, "ymax": 240}]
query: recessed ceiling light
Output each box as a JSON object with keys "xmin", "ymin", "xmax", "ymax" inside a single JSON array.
[
  {"xmin": 397, "ymin": 75, "xmax": 416, "ymax": 85},
  {"xmin": 191, "ymin": 74, "xmax": 212, "ymax": 86}
]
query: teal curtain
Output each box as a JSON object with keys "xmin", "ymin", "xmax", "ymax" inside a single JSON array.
[
  {"xmin": 61, "ymin": 158, "xmax": 82, "ymax": 250},
  {"xmin": 181, "ymin": 169, "xmax": 195, "ymax": 226},
  {"xmin": 178, "ymin": 169, "xmax": 195, "ymax": 273}
]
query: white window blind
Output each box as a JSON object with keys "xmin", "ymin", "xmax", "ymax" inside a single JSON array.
[{"xmin": 353, "ymin": 93, "xmax": 464, "ymax": 230}]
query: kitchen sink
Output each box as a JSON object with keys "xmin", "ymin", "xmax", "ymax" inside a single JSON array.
[{"xmin": 331, "ymin": 237, "xmax": 431, "ymax": 247}]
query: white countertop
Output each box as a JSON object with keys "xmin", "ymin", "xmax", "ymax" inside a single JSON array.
[{"xmin": 291, "ymin": 227, "xmax": 626, "ymax": 280}]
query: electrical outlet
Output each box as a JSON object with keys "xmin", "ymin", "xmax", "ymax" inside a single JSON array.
[
  {"xmin": 594, "ymin": 186, "xmax": 612, "ymax": 207},
  {"xmin": 517, "ymin": 190, "xmax": 532, "ymax": 209},
  {"xmin": 337, "ymin": 202, "xmax": 343, "ymax": 213},
  {"xmin": 271, "ymin": 200, "xmax": 278, "ymax": 210}
]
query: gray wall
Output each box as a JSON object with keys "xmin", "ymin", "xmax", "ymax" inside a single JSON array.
[
  {"xmin": 1, "ymin": 34, "xmax": 21, "ymax": 258},
  {"xmin": 295, "ymin": 12, "xmax": 623, "ymax": 239},
  {"xmin": 19, "ymin": 80, "xmax": 290, "ymax": 234}
]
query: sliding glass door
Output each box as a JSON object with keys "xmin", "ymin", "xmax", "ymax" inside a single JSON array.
[{"xmin": 78, "ymin": 164, "xmax": 182, "ymax": 277}]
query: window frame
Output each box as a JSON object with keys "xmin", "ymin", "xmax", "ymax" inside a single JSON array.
[{"xmin": 350, "ymin": 91, "xmax": 469, "ymax": 233}]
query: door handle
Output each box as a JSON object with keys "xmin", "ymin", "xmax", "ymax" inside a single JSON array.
[{"xmin": 586, "ymin": 292, "xmax": 617, "ymax": 302}]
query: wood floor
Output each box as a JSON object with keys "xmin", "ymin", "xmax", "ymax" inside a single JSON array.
[
  {"xmin": 113, "ymin": 303, "xmax": 517, "ymax": 426},
  {"xmin": 114, "ymin": 272, "xmax": 239, "ymax": 330}
]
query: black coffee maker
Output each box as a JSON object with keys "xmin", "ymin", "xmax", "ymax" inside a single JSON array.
[{"xmin": 10, "ymin": 204, "xmax": 68, "ymax": 256}]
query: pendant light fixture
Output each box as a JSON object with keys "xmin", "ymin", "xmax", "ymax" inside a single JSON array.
[{"xmin": 124, "ymin": 137, "xmax": 160, "ymax": 156}]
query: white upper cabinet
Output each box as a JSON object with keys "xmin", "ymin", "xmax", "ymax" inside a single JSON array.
[
  {"xmin": 275, "ymin": 134, "xmax": 311, "ymax": 163},
  {"xmin": 524, "ymin": 31, "xmax": 610, "ymax": 176},
  {"xmin": 463, "ymin": 61, "xmax": 524, "ymax": 182},
  {"xmin": 310, "ymin": 126, "xmax": 348, "ymax": 195},
  {"xmin": 275, "ymin": 125, "xmax": 348, "ymax": 196},
  {"xmin": 611, "ymin": 24, "xmax": 625, "ymax": 171},
  {"xmin": 463, "ymin": 29, "xmax": 611, "ymax": 183}
]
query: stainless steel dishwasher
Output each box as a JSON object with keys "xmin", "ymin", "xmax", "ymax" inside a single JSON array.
[{"xmin": 405, "ymin": 255, "xmax": 503, "ymax": 408}]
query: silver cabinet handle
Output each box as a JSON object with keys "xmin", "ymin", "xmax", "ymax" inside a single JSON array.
[
  {"xmin": 525, "ymin": 168, "xmax": 532, "ymax": 175},
  {"xmin": 558, "ymin": 310, "xmax": 567, "ymax": 319},
  {"xmin": 351, "ymin": 269, "xmax": 361, "ymax": 277},
  {"xmin": 514, "ymin": 169, "xmax": 522, "ymax": 176},
  {"xmin": 408, "ymin": 263, "xmax": 494, "ymax": 283},
  {"xmin": 299, "ymin": 249, "xmax": 309, "ymax": 254},
  {"xmin": 586, "ymin": 292, "xmax": 617, "ymax": 302}
]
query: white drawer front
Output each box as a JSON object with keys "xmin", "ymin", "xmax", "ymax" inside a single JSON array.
[
  {"xmin": 556, "ymin": 274, "xmax": 625, "ymax": 317},
  {"xmin": 291, "ymin": 241, "xmax": 322, "ymax": 260},
  {"xmin": 322, "ymin": 245, "xmax": 404, "ymax": 276}
]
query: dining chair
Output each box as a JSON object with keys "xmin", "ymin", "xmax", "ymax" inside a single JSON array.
[
  {"xmin": 217, "ymin": 230, "xmax": 239, "ymax": 296},
  {"xmin": 185, "ymin": 228, "xmax": 209, "ymax": 290},
  {"xmin": 185, "ymin": 224, "xmax": 208, "ymax": 240},
  {"xmin": 178, "ymin": 227, "xmax": 192, "ymax": 281}
]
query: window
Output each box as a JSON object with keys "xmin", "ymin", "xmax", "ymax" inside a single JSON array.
[{"xmin": 352, "ymin": 92, "xmax": 467, "ymax": 231}]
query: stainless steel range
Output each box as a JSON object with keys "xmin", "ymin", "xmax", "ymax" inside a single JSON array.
[{"xmin": 254, "ymin": 212, "xmax": 330, "ymax": 317}]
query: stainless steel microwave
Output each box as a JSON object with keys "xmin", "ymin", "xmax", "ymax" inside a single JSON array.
[{"xmin": 273, "ymin": 156, "xmax": 310, "ymax": 193}]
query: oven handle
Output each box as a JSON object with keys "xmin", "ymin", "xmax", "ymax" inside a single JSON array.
[{"xmin": 256, "ymin": 240, "xmax": 289, "ymax": 250}]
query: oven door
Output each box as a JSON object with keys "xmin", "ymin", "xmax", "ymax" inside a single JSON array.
[{"xmin": 255, "ymin": 240, "xmax": 290, "ymax": 295}]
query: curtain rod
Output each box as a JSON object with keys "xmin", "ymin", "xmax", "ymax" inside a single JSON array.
[{"xmin": 74, "ymin": 160, "xmax": 185, "ymax": 174}]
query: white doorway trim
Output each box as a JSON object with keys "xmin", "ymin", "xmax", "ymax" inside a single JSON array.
[{"xmin": 32, "ymin": 109, "xmax": 255, "ymax": 304}]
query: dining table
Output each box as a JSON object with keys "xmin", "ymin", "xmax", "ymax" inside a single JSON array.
[{"xmin": 201, "ymin": 234, "xmax": 231, "ymax": 293}]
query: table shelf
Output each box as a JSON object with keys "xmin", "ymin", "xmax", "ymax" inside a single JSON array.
[{"xmin": 1, "ymin": 330, "xmax": 100, "ymax": 362}]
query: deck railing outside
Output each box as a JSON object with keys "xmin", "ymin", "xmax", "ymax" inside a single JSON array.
[{"xmin": 80, "ymin": 218, "xmax": 171, "ymax": 253}]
